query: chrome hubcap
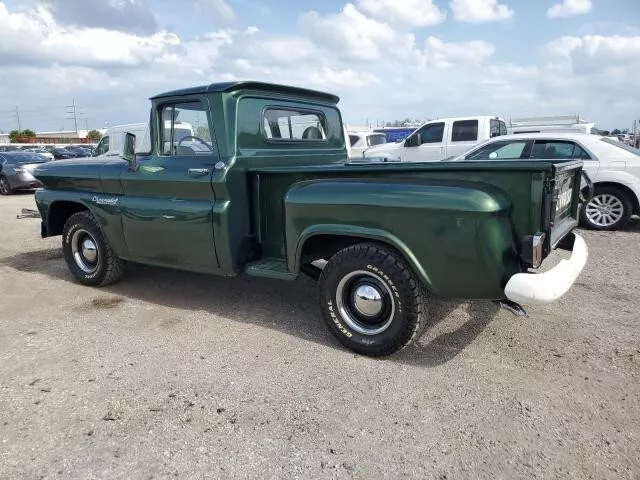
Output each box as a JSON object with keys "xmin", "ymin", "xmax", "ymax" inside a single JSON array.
[
  {"xmin": 81, "ymin": 238, "xmax": 98, "ymax": 263},
  {"xmin": 336, "ymin": 271, "xmax": 395, "ymax": 336},
  {"xmin": 585, "ymin": 194, "xmax": 624, "ymax": 227},
  {"xmin": 353, "ymin": 285, "xmax": 383, "ymax": 317},
  {"xmin": 71, "ymin": 229, "xmax": 100, "ymax": 274}
]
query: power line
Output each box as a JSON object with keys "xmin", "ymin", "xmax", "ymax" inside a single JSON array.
[{"xmin": 66, "ymin": 100, "xmax": 78, "ymax": 134}]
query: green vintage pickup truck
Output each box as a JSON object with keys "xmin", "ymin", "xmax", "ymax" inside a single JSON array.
[{"xmin": 33, "ymin": 81, "xmax": 588, "ymax": 356}]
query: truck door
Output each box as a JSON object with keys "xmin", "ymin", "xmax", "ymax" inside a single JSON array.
[
  {"xmin": 447, "ymin": 119, "xmax": 479, "ymax": 159},
  {"xmin": 402, "ymin": 121, "xmax": 447, "ymax": 162},
  {"xmin": 119, "ymin": 99, "xmax": 220, "ymax": 271}
]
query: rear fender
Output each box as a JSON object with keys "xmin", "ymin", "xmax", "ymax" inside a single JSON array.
[{"xmin": 285, "ymin": 179, "xmax": 522, "ymax": 299}]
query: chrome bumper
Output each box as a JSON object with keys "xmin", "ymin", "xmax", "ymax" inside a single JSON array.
[{"xmin": 504, "ymin": 233, "xmax": 588, "ymax": 305}]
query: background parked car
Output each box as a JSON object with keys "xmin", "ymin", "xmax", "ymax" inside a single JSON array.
[
  {"xmin": 363, "ymin": 116, "xmax": 507, "ymax": 162},
  {"xmin": 51, "ymin": 148, "xmax": 76, "ymax": 160},
  {"xmin": 451, "ymin": 132, "xmax": 640, "ymax": 230},
  {"xmin": 0, "ymin": 151, "xmax": 50, "ymax": 195},
  {"xmin": 347, "ymin": 131, "xmax": 387, "ymax": 158},
  {"xmin": 23, "ymin": 148, "xmax": 54, "ymax": 161}
]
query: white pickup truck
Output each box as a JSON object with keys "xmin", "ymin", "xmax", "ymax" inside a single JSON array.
[{"xmin": 363, "ymin": 116, "xmax": 507, "ymax": 162}]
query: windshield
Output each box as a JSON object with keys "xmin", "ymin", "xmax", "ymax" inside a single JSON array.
[{"xmin": 601, "ymin": 138, "xmax": 640, "ymax": 156}]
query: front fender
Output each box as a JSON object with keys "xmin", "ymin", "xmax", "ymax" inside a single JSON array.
[
  {"xmin": 35, "ymin": 189, "xmax": 128, "ymax": 259},
  {"xmin": 285, "ymin": 179, "xmax": 522, "ymax": 299}
]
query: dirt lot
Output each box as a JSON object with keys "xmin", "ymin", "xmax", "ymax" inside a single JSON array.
[{"xmin": 0, "ymin": 193, "xmax": 639, "ymax": 480}]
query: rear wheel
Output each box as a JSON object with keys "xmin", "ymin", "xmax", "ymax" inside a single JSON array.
[
  {"xmin": 62, "ymin": 212, "xmax": 124, "ymax": 286},
  {"xmin": 319, "ymin": 243, "xmax": 427, "ymax": 356},
  {"xmin": 0, "ymin": 176, "xmax": 13, "ymax": 195},
  {"xmin": 580, "ymin": 186, "xmax": 632, "ymax": 231}
]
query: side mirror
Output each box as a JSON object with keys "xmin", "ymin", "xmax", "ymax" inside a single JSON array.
[
  {"xmin": 122, "ymin": 132, "xmax": 136, "ymax": 167},
  {"xmin": 405, "ymin": 134, "xmax": 421, "ymax": 147}
]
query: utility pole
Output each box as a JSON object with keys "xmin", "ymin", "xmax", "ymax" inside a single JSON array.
[
  {"xmin": 15, "ymin": 107, "xmax": 21, "ymax": 131},
  {"xmin": 66, "ymin": 100, "xmax": 78, "ymax": 135}
]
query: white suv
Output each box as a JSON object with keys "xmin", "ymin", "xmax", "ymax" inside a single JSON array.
[{"xmin": 452, "ymin": 132, "xmax": 640, "ymax": 230}]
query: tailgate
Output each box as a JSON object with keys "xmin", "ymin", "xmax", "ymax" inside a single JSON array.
[{"xmin": 543, "ymin": 160, "xmax": 583, "ymax": 248}]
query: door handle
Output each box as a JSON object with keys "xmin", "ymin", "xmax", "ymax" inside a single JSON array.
[{"xmin": 188, "ymin": 168, "xmax": 210, "ymax": 177}]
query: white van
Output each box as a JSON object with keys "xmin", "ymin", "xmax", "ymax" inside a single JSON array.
[
  {"xmin": 93, "ymin": 121, "xmax": 194, "ymax": 158},
  {"xmin": 363, "ymin": 116, "xmax": 506, "ymax": 162},
  {"xmin": 93, "ymin": 123, "xmax": 150, "ymax": 158}
]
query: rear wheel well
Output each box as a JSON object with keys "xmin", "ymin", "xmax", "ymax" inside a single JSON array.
[
  {"xmin": 48, "ymin": 201, "xmax": 89, "ymax": 236},
  {"xmin": 300, "ymin": 234, "xmax": 372, "ymax": 265},
  {"xmin": 586, "ymin": 182, "xmax": 640, "ymax": 215}
]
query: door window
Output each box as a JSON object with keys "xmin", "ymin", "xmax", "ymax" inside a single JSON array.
[
  {"xmin": 451, "ymin": 120, "xmax": 478, "ymax": 142},
  {"xmin": 415, "ymin": 122, "xmax": 445, "ymax": 144},
  {"xmin": 366, "ymin": 134, "xmax": 386, "ymax": 146},
  {"xmin": 94, "ymin": 136, "xmax": 109, "ymax": 156},
  {"xmin": 466, "ymin": 140, "xmax": 528, "ymax": 160},
  {"xmin": 530, "ymin": 141, "xmax": 578, "ymax": 159},
  {"xmin": 160, "ymin": 101, "xmax": 213, "ymax": 156}
]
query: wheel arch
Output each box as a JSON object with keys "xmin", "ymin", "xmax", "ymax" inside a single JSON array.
[
  {"xmin": 291, "ymin": 224, "xmax": 435, "ymax": 293},
  {"xmin": 46, "ymin": 200, "xmax": 91, "ymax": 237},
  {"xmin": 587, "ymin": 181, "xmax": 640, "ymax": 215}
]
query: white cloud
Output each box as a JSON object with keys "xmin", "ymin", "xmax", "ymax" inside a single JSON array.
[
  {"xmin": 299, "ymin": 3, "xmax": 403, "ymax": 61},
  {"xmin": 0, "ymin": 1, "xmax": 637, "ymax": 134},
  {"xmin": 450, "ymin": 0, "xmax": 513, "ymax": 23},
  {"xmin": 194, "ymin": 0, "xmax": 235, "ymax": 21},
  {"xmin": 356, "ymin": 0, "xmax": 446, "ymax": 27},
  {"xmin": 425, "ymin": 36, "xmax": 495, "ymax": 67},
  {"xmin": 0, "ymin": 3, "xmax": 179, "ymax": 68},
  {"xmin": 547, "ymin": 0, "xmax": 592, "ymax": 19}
]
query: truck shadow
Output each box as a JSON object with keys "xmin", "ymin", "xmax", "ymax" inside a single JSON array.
[{"xmin": 1, "ymin": 247, "xmax": 499, "ymax": 367}]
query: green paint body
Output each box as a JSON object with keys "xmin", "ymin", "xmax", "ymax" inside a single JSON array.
[{"xmin": 33, "ymin": 82, "xmax": 583, "ymax": 299}]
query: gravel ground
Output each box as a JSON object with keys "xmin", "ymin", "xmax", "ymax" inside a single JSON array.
[{"xmin": 0, "ymin": 193, "xmax": 639, "ymax": 480}]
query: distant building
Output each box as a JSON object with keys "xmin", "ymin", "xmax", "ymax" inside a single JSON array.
[{"xmin": 0, "ymin": 129, "xmax": 104, "ymax": 145}]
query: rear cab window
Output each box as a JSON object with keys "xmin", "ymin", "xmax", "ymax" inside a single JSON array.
[
  {"xmin": 490, "ymin": 119, "xmax": 507, "ymax": 138},
  {"xmin": 263, "ymin": 108, "xmax": 327, "ymax": 141},
  {"xmin": 349, "ymin": 135, "xmax": 360, "ymax": 146}
]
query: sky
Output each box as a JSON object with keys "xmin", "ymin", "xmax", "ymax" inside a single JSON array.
[{"xmin": 0, "ymin": 0, "xmax": 639, "ymax": 133}]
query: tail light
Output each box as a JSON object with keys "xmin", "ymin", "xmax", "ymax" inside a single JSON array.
[{"xmin": 521, "ymin": 233, "xmax": 545, "ymax": 268}]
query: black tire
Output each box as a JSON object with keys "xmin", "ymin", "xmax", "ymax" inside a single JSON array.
[
  {"xmin": 62, "ymin": 211, "xmax": 124, "ymax": 286},
  {"xmin": 319, "ymin": 243, "xmax": 427, "ymax": 356},
  {"xmin": 580, "ymin": 185, "xmax": 633, "ymax": 231},
  {"xmin": 0, "ymin": 176, "xmax": 13, "ymax": 195}
]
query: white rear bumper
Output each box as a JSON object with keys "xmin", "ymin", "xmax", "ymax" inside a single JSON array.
[{"xmin": 504, "ymin": 233, "xmax": 588, "ymax": 305}]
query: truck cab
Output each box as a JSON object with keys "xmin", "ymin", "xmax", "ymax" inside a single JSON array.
[
  {"xmin": 364, "ymin": 116, "xmax": 507, "ymax": 162},
  {"xmin": 33, "ymin": 82, "xmax": 587, "ymax": 357}
]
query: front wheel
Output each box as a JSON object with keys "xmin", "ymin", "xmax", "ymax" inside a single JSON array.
[
  {"xmin": 0, "ymin": 176, "xmax": 13, "ymax": 195},
  {"xmin": 580, "ymin": 186, "xmax": 632, "ymax": 231},
  {"xmin": 319, "ymin": 243, "xmax": 427, "ymax": 356},
  {"xmin": 62, "ymin": 211, "xmax": 124, "ymax": 286}
]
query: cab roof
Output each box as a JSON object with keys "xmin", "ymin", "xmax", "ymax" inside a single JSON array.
[{"xmin": 151, "ymin": 81, "xmax": 340, "ymax": 104}]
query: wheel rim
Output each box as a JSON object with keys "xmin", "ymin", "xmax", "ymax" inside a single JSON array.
[
  {"xmin": 71, "ymin": 229, "xmax": 100, "ymax": 274},
  {"xmin": 585, "ymin": 193, "xmax": 624, "ymax": 227},
  {"xmin": 0, "ymin": 178, "xmax": 8, "ymax": 194},
  {"xmin": 336, "ymin": 271, "xmax": 395, "ymax": 336}
]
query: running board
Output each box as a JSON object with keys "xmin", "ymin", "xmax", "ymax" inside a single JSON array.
[{"xmin": 245, "ymin": 259, "xmax": 297, "ymax": 281}]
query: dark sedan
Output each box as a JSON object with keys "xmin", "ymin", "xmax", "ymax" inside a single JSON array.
[
  {"xmin": 0, "ymin": 152, "xmax": 49, "ymax": 195},
  {"xmin": 51, "ymin": 148, "xmax": 75, "ymax": 160}
]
